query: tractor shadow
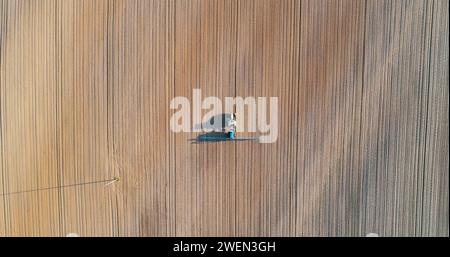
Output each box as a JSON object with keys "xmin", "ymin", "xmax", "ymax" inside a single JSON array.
[
  {"xmin": 188, "ymin": 132, "xmax": 258, "ymax": 144},
  {"xmin": 188, "ymin": 131, "xmax": 231, "ymax": 144}
]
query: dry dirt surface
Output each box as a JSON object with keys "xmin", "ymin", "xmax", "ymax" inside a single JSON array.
[{"xmin": 0, "ymin": 0, "xmax": 448, "ymax": 236}]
